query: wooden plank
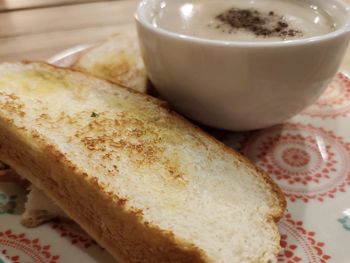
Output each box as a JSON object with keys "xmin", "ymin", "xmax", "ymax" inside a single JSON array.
[
  {"xmin": 0, "ymin": 24, "xmax": 136, "ymax": 62},
  {"xmin": 0, "ymin": 0, "xmax": 137, "ymax": 38},
  {"xmin": 2, "ymin": 24, "xmax": 350, "ymax": 73},
  {"xmin": 0, "ymin": 0, "xmax": 111, "ymax": 12},
  {"xmin": 0, "ymin": 0, "xmax": 137, "ymax": 62}
]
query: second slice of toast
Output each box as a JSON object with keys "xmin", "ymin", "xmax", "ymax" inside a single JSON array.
[{"xmin": 73, "ymin": 31, "xmax": 147, "ymax": 93}]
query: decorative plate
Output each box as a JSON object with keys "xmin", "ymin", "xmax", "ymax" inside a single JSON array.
[{"xmin": 1, "ymin": 45, "xmax": 350, "ymax": 263}]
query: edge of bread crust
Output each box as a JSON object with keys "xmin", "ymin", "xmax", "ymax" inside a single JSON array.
[
  {"xmin": 0, "ymin": 62, "xmax": 286, "ymax": 263},
  {"xmin": 71, "ymin": 32, "xmax": 147, "ymax": 93},
  {"xmin": 70, "ymin": 32, "xmax": 135, "ymax": 70},
  {"xmin": 21, "ymin": 210, "xmax": 59, "ymax": 228}
]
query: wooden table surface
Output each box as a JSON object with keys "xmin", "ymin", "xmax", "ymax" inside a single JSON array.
[
  {"xmin": 0, "ymin": 0, "xmax": 350, "ymax": 71},
  {"xmin": 0, "ymin": 0, "xmax": 138, "ymax": 62}
]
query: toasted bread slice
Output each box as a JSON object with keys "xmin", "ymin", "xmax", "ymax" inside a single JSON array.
[
  {"xmin": 21, "ymin": 184, "xmax": 70, "ymax": 227},
  {"xmin": 22, "ymin": 31, "xmax": 147, "ymax": 225},
  {"xmin": 0, "ymin": 62, "xmax": 285, "ymax": 263},
  {"xmin": 21, "ymin": 185, "xmax": 68, "ymax": 227},
  {"xmin": 73, "ymin": 31, "xmax": 147, "ymax": 93}
]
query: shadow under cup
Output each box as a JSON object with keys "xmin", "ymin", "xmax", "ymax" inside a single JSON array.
[{"xmin": 136, "ymin": 0, "xmax": 350, "ymax": 131}]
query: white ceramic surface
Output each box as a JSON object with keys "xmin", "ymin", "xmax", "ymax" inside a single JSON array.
[{"xmin": 135, "ymin": 0, "xmax": 350, "ymax": 131}]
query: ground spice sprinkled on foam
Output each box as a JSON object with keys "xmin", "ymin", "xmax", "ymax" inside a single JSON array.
[{"xmin": 210, "ymin": 8, "xmax": 302, "ymax": 39}]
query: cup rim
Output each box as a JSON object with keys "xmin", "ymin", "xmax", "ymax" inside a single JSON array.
[{"xmin": 135, "ymin": 0, "xmax": 350, "ymax": 47}]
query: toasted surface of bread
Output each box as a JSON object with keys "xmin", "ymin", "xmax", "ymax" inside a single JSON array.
[
  {"xmin": 73, "ymin": 31, "xmax": 147, "ymax": 93},
  {"xmin": 22, "ymin": 31, "xmax": 147, "ymax": 225},
  {"xmin": 0, "ymin": 62, "xmax": 285, "ymax": 263}
]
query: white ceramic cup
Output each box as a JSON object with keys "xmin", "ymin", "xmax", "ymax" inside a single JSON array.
[{"xmin": 135, "ymin": 0, "xmax": 350, "ymax": 131}]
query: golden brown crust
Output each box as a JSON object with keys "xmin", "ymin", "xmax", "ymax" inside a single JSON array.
[
  {"xmin": 0, "ymin": 117, "xmax": 212, "ymax": 263},
  {"xmin": 0, "ymin": 62, "xmax": 285, "ymax": 262}
]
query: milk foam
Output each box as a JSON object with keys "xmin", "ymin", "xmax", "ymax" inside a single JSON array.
[{"xmin": 152, "ymin": 0, "xmax": 336, "ymax": 41}]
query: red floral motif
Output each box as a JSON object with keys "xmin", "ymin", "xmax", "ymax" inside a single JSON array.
[
  {"xmin": 0, "ymin": 230, "xmax": 59, "ymax": 263},
  {"xmin": 278, "ymin": 234, "xmax": 301, "ymax": 263},
  {"xmin": 241, "ymin": 123, "xmax": 350, "ymax": 202},
  {"xmin": 302, "ymin": 73, "xmax": 350, "ymax": 119},
  {"xmin": 51, "ymin": 222, "xmax": 101, "ymax": 249},
  {"xmin": 282, "ymin": 148, "xmax": 311, "ymax": 168},
  {"xmin": 278, "ymin": 214, "xmax": 331, "ymax": 263}
]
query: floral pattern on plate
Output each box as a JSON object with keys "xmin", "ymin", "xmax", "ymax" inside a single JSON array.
[
  {"xmin": 0, "ymin": 230, "xmax": 60, "ymax": 263},
  {"xmin": 302, "ymin": 73, "xmax": 350, "ymax": 119},
  {"xmin": 51, "ymin": 222, "xmax": 101, "ymax": 249},
  {"xmin": 238, "ymin": 123, "xmax": 350, "ymax": 203},
  {"xmin": 278, "ymin": 214, "xmax": 331, "ymax": 263}
]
